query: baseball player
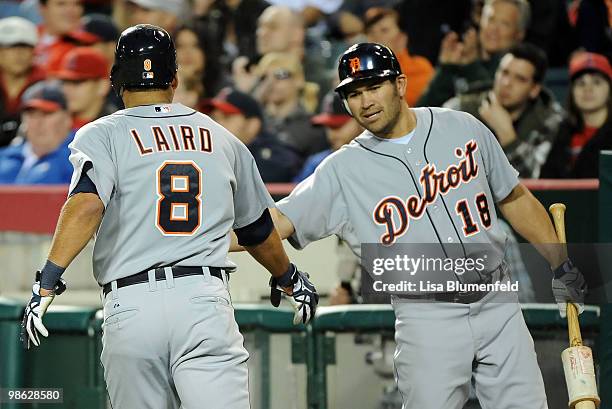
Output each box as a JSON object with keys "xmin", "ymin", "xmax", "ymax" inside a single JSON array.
[
  {"xmin": 20, "ymin": 24, "xmax": 318, "ymax": 409},
  {"xmin": 261, "ymin": 43, "xmax": 587, "ymax": 408}
]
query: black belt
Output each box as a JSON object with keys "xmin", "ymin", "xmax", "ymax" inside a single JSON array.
[
  {"xmin": 397, "ymin": 263, "xmax": 504, "ymax": 304},
  {"xmin": 103, "ymin": 266, "xmax": 226, "ymax": 297}
]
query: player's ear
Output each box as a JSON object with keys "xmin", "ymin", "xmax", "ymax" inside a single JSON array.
[
  {"xmin": 171, "ymin": 76, "xmax": 179, "ymax": 91},
  {"xmin": 395, "ymin": 75, "xmax": 407, "ymax": 99}
]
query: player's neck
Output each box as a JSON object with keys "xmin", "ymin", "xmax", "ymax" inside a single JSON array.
[
  {"xmin": 123, "ymin": 89, "xmax": 174, "ymax": 108},
  {"xmin": 383, "ymin": 105, "xmax": 417, "ymax": 139}
]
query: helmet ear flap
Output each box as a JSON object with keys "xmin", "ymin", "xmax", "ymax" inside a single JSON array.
[{"xmin": 341, "ymin": 97, "xmax": 353, "ymax": 117}]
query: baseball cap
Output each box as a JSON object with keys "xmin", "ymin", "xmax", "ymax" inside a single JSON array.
[
  {"xmin": 204, "ymin": 88, "xmax": 263, "ymax": 119},
  {"xmin": 55, "ymin": 47, "xmax": 109, "ymax": 81},
  {"xmin": 569, "ymin": 52, "xmax": 612, "ymax": 81},
  {"xmin": 82, "ymin": 13, "xmax": 120, "ymax": 43},
  {"xmin": 0, "ymin": 16, "xmax": 38, "ymax": 47},
  {"xmin": 21, "ymin": 81, "xmax": 68, "ymax": 113},
  {"xmin": 128, "ymin": 0, "xmax": 186, "ymax": 16},
  {"xmin": 312, "ymin": 92, "xmax": 351, "ymax": 128}
]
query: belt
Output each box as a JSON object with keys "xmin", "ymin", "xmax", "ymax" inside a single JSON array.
[
  {"xmin": 102, "ymin": 266, "xmax": 226, "ymax": 297},
  {"xmin": 397, "ymin": 262, "xmax": 504, "ymax": 304}
]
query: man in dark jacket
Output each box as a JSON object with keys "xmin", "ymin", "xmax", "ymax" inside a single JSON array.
[
  {"xmin": 207, "ymin": 87, "xmax": 302, "ymax": 183},
  {"xmin": 444, "ymin": 43, "xmax": 564, "ymax": 178},
  {"xmin": 418, "ymin": 0, "xmax": 531, "ymax": 107}
]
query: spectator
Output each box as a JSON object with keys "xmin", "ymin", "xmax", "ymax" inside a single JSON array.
[
  {"xmin": 444, "ymin": 43, "xmax": 563, "ymax": 178},
  {"xmin": 206, "ymin": 87, "xmax": 302, "ymax": 182},
  {"xmin": 174, "ymin": 23, "xmax": 226, "ymax": 104},
  {"xmin": 34, "ymin": 0, "xmax": 91, "ymax": 72},
  {"xmin": 193, "ymin": 0, "xmax": 270, "ymax": 65},
  {"xmin": 123, "ymin": 0, "xmax": 186, "ymax": 32},
  {"xmin": 55, "ymin": 47, "xmax": 116, "ymax": 130},
  {"xmin": 363, "ymin": 7, "xmax": 434, "ymax": 106},
  {"xmin": 418, "ymin": 0, "xmax": 530, "ymax": 107},
  {"xmin": 294, "ymin": 92, "xmax": 362, "ymax": 182},
  {"xmin": 542, "ymin": 52, "xmax": 612, "ymax": 178},
  {"xmin": 81, "ymin": 13, "xmax": 120, "ymax": 65},
  {"xmin": 234, "ymin": 5, "xmax": 331, "ymax": 99},
  {"xmin": 0, "ymin": 81, "xmax": 74, "ymax": 184},
  {"xmin": 254, "ymin": 52, "xmax": 328, "ymax": 158},
  {"xmin": 0, "ymin": 17, "xmax": 45, "ymax": 147}
]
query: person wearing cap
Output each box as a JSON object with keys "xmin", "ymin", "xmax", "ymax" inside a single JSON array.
[
  {"xmin": 0, "ymin": 16, "xmax": 46, "ymax": 147},
  {"xmin": 55, "ymin": 47, "xmax": 118, "ymax": 130},
  {"xmin": 207, "ymin": 87, "xmax": 302, "ymax": 183},
  {"xmin": 444, "ymin": 43, "xmax": 564, "ymax": 178},
  {"xmin": 0, "ymin": 81, "xmax": 75, "ymax": 184},
  {"xmin": 81, "ymin": 13, "xmax": 120, "ymax": 66},
  {"xmin": 542, "ymin": 52, "xmax": 612, "ymax": 178},
  {"xmin": 293, "ymin": 91, "xmax": 362, "ymax": 183},
  {"xmin": 364, "ymin": 7, "xmax": 434, "ymax": 107}
]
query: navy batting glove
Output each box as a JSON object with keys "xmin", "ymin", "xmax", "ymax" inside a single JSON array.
[
  {"xmin": 269, "ymin": 264, "xmax": 319, "ymax": 325},
  {"xmin": 20, "ymin": 272, "xmax": 67, "ymax": 350},
  {"xmin": 551, "ymin": 259, "xmax": 587, "ymax": 318}
]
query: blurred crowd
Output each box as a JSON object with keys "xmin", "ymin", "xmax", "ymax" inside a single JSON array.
[{"xmin": 0, "ymin": 0, "xmax": 611, "ymax": 184}]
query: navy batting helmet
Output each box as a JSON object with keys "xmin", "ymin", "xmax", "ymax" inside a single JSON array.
[
  {"xmin": 110, "ymin": 24, "xmax": 178, "ymax": 97},
  {"xmin": 334, "ymin": 43, "xmax": 402, "ymax": 96}
]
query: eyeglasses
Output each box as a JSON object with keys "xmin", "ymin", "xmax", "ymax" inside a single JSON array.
[{"xmin": 265, "ymin": 69, "xmax": 293, "ymax": 81}]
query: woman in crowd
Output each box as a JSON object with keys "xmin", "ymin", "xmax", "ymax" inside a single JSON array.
[
  {"xmin": 542, "ymin": 52, "xmax": 612, "ymax": 178},
  {"xmin": 173, "ymin": 22, "xmax": 226, "ymax": 109}
]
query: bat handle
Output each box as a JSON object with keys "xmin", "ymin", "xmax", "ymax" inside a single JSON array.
[{"xmin": 567, "ymin": 302, "xmax": 583, "ymax": 347}]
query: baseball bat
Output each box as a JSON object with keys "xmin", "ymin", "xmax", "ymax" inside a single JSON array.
[{"xmin": 549, "ymin": 203, "xmax": 599, "ymax": 409}]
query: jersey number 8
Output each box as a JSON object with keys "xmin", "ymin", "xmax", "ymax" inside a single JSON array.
[{"xmin": 156, "ymin": 161, "xmax": 202, "ymax": 235}]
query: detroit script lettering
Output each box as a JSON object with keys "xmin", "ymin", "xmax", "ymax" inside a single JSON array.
[{"xmin": 373, "ymin": 140, "xmax": 479, "ymax": 244}]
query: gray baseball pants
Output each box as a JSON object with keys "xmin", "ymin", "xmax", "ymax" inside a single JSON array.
[
  {"xmin": 392, "ymin": 279, "xmax": 548, "ymax": 409},
  {"xmin": 100, "ymin": 268, "xmax": 250, "ymax": 409}
]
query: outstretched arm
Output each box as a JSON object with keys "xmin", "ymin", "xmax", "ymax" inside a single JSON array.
[{"xmin": 230, "ymin": 208, "xmax": 295, "ymax": 252}]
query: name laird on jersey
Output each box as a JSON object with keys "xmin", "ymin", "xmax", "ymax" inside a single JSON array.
[
  {"xmin": 373, "ymin": 140, "xmax": 479, "ymax": 245},
  {"xmin": 130, "ymin": 125, "xmax": 213, "ymax": 156}
]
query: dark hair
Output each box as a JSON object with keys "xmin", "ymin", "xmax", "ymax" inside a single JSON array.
[
  {"xmin": 364, "ymin": 8, "xmax": 401, "ymax": 33},
  {"xmin": 567, "ymin": 71, "xmax": 612, "ymax": 130},
  {"xmin": 174, "ymin": 21, "xmax": 224, "ymax": 98},
  {"xmin": 507, "ymin": 43, "xmax": 548, "ymax": 83}
]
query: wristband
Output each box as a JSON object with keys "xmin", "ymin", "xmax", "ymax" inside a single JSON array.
[
  {"xmin": 40, "ymin": 260, "xmax": 66, "ymax": 290},
  {"xmin": 276, "ymin": 263, "xmax": 296, "ymax": 288}
]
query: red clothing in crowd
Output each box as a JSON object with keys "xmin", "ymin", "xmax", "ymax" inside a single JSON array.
[
  {"xmin": 0, "ymin": 66, "xmax": 47, "ymax": 116},
  {"xmin": 33, "ymin": 27, "xmax": 97, "ymax": 73},
  {"xmin": 395, "ymin": 48, "xmax": 434, "ymax": 107},
  {"xmin": 569, "ymin": 126, "xmax": 598, "ymax": 163}
]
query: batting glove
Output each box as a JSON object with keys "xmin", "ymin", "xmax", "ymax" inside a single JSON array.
[
  {"xmin": 269, "ymin": 263, "xmax": 319, "ymax": 325},
  {"xmin": 552, "ymin": 259, "xmax": 587, "ymax": 318},
  {"xmin": 20, "ymin": 272, "xmax": 67, "ymax": 350}
]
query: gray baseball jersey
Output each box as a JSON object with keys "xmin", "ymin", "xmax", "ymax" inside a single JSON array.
[
  {"xmin": 68, "ymin": 103, "xmax": 274, "ymax": 285},
  {"xmin": 278, "ymin": 107, "xmax": 548, "ymax": 409},
  {"xmin": 278, "ymin": 107, "xmax": 518, "ymax": 259}
]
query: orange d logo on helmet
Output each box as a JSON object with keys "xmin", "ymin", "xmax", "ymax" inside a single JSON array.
[
  {"xmin": 144, "ymin": 59, "xmax": 152, "ymax": 71},
  {"xmin": 349, "ymin": 57, "xmax": 361, "ymax": 74}
]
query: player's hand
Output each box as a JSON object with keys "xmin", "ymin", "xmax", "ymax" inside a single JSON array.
[
  {"xmin": 269, "ymin": 264, "xmax": 319, "ymax": 325},
  {"xmin": 551, "ymin": 259, "xmax": 587, "ymax": 318},
  {"xmin": 20, "ymin": 272, "xmax": 67, "ymax": 350}
]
